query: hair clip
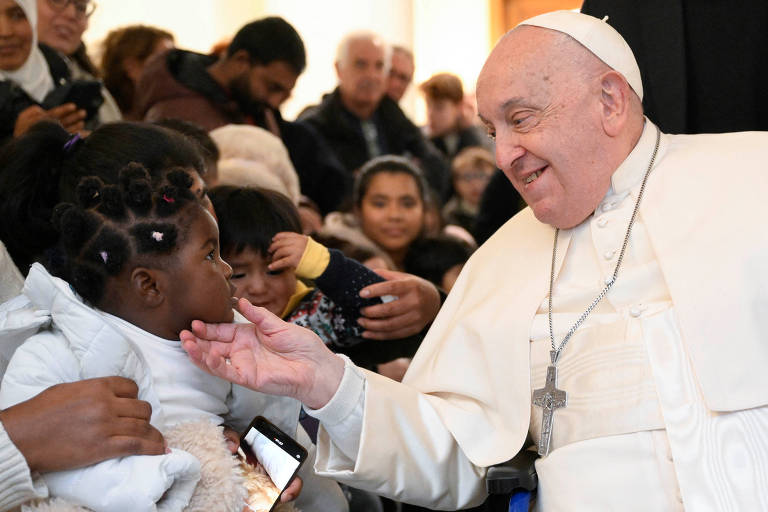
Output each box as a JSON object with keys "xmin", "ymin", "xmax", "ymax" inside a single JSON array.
[
  {"xmin": 63, "ymin": 133, "xmax": 82, "ymax": 152},
  {"xmin": 162, "ymin": 194, "xmax": 175, "ymax": 203},
  {"xmin": 99, "ymin": 250, "xmax": 108, "ymax": 264},
  {"xmin": 151, "ymin": 231, "xmax": 164, "ymax": 242}
]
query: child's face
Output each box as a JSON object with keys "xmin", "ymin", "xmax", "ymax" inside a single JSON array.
[
  {"xmin": 225, "ymin": 247, "xmax": 296, "ymax": 317},
  {"xmin": 166, "ymin": 207, "xmax": 235, "ymax": 329},
  {"xmin": 453, "ymin": 163, "xmax": 494, "ymax": 207},
  {"xmin": 426, "ymin": 97, "xmax": 461, "ymax": 137},
  {"xmin": 358, "ymin": 171, "xmax": 424, "ymax": 255}
]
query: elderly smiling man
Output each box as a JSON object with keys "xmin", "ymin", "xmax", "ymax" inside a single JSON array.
[{"xmin": 181, "ymin": 11, "xmax": 768, "ymax": 510}]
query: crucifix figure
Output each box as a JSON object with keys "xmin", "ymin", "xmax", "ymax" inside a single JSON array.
[{"xmin": 532, "ymin": 352, "xmax": 567, "ymax": 456}]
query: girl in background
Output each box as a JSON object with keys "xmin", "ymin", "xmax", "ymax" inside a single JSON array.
[{"xmin": 322, "ymin": 155, "xmax": 427, "ymax": 271}]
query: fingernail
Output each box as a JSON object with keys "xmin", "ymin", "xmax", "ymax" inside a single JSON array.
[{"xmin": 360, "ymin": 289, "xmax": 369, "ymax": 297}]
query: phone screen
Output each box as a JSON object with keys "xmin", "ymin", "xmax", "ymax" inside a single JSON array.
[{"xmin": 239, "ymin": 417, "xmax": 306, "ymax": 512}]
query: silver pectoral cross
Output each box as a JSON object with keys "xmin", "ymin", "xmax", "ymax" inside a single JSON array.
[{"xmin": 532, "ymin": 351, "xmax": 567, "ymax": 456}]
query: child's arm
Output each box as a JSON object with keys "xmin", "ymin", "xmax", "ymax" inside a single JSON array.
[
  {"xmin": 271, "ymin": 233, "xmax": 415, "ymax": 352},
  {"xmin": 269, "ymin": 232, "xmax": 390, "ymax": 311},
  {"xmin": 313, "ymin": 249, "xmax": 390, "ymax": 311}
]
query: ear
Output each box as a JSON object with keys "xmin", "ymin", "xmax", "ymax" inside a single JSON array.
[
  {"xmin": 228, "ymin": 49, "xmax": 252, "ymax": 73},
  {"xmin": 334, "ymin": 60, "xmax": 342, "ymax": 80},
  {"xmin": 130, "ymin": 267, "xmax": 166, "ymax": 309},
  {"xmin": 598, "ymin": 70, "xmax": 632, "ymax": 137}
]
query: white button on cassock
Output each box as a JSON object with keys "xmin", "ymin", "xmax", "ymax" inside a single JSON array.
[
  {"xmin": 604, "ymin": 250, "xmax": 615, "ymax": 260},
  {"xmin": 597, "ymin": 217, "xmax": 609, "ymax": 227}
]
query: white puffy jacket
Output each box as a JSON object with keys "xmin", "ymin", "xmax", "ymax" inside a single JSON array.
[{"xmin": 0, "ymin": 264, "xmax": 337, "ymax": 512}]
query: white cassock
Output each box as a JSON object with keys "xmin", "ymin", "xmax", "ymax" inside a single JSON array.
[{"xmin": 307, "ymin": 119, "xmax": 768, "ymax": 511}]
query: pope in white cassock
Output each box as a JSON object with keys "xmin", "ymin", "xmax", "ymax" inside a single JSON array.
[{"xmin": 181, "ymin": 10, "xmax": 768, "ymax": 511}]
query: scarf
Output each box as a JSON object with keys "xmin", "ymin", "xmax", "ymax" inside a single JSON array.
[{"xmin": 0, "ymin": 0, "xmax": 54, "ymax": 102}]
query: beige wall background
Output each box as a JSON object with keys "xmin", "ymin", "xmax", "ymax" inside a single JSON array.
[{"xmin": 83, "ymin": 0, "xmax": 492, "ymax": 124}]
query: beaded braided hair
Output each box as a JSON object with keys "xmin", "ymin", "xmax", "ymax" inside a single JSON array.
[{"xmin": 50, "ymin": 163, "xmax": 200, "ymax": 306}]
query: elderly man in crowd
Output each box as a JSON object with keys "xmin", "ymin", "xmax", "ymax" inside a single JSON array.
[
  {"xmin": 181, "ymin": 11, "xmax": 768, "ymax": 510},
  {"xmin": 301, "ymin": 31, "xmax": 450, "ymax": 202},
  {"xmin": 386, "ymin": 45, "xmax": 415, "ymax": 103}
]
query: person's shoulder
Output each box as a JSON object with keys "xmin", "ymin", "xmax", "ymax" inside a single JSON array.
[
  {"xmin": 465, "ymin": 207, "xmax": 540, "ymax": 268},
  {"xmin": 481, "ymin": 206, "xmax": 537, "ymax": 245},
  {"xmin": 377, "ymin": 95, "xmax": 416, "ymax": 127},
  {"xmin": 37, "ymin": 43, "xmax": 69, "ymax": 82},
  {"xmin": 660, "ymin": 130, "xmax": 768, "ymax": 179},
  {"xmin": 135, "ymin": 49, "xmax": 197, "ymax": 118},
  {"xmin": 302, "ymin": 89, "xmax": 341, "ymax": 125},
  {"xmin": 165, "ymin": 49, "xmax": 216, "ymax": 80},
  {"xmin": 667, "ymin": 130, "xmax": 768, "ymax": 154}
]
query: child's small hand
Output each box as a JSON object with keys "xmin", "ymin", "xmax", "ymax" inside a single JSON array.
[{"xmin": 268, "ymin": 232, "xmax": 308, "ymax": 272}]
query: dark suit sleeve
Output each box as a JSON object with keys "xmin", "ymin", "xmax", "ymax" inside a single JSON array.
[{"xmin": 280, "ymin": 120, "xmax": 353, "ymax": 215}]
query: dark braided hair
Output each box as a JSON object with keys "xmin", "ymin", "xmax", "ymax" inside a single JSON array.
[
  {"xmin": 209, "ymin": 185, "xmax": 302, "ymax": 257},
  {"xmin": 50, "ymin": 163, "xmax": 199, "ymax": 306},
  {"xmin": 0, "ymin": 121, "xmax": 206, "ymax": 275}
]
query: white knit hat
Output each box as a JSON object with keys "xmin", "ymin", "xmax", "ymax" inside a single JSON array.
[
  {"xmin": 518, "ymin": 10, "xmax": 643, "ymax": 100},
  {"xmin": 209, "ymin": 124, "xmax": 301, "ymax": 205}
]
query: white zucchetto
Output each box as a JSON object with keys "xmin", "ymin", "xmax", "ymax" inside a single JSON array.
[{"xmin": 518, "ymin": 10, "xmax": 643, "ymax": 101}]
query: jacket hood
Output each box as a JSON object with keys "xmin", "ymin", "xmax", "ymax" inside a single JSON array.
[
  {"xmin": 133, "ymin": 48, "xmax": 226, "ymax": 121},
  {"xmin": 7, "ymin": 263, "xmax": 165, "ymax": 425}
]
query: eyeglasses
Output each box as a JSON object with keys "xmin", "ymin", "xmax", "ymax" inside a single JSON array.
[
  {"xmin": 46, "ymin": 0, "xmax": 97, "ymax": 18},
  {"xmin": 455, "ymin": 171, "xmax": 492, "ymax": 183}
]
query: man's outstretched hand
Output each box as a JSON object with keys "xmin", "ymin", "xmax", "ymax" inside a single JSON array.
[{"xmin": 180, "ymin": 298, "xmax": 345, "ymax": 410}]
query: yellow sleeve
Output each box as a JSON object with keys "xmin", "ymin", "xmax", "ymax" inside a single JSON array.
[{"xmin": 295, "ymin": 236, "xmax": 330, "ymax": 280}]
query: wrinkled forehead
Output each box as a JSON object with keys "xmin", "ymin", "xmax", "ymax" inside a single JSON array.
[
  {"xmin": 477, "ymin": 27, "xmax": 564, "ymax": 115},
  {"xmin": 478, "ymin": 25, "xmax": 608, "ymax": 120}
]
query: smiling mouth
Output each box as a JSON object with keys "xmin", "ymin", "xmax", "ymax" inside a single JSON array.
[{"xmin": 524, "ymin": 167, "xmax": 547, "ymax": 185}]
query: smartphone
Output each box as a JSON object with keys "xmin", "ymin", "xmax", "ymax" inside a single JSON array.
[
  {"xmin": 42, "ymin": 80, "xmax": 104, "ymax": 120},
  {"xmin": 238, "ymin": 416, "xmax": 307, "ymax": 512}
]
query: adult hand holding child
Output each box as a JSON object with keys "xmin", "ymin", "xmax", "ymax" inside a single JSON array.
[
  {"xmin": 0, "ymin": 376, "xmax": 164, "ymax": 473},
  {"xmin": 358, "ymin": 269, "xmax": 441, "ymax": 340}
]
